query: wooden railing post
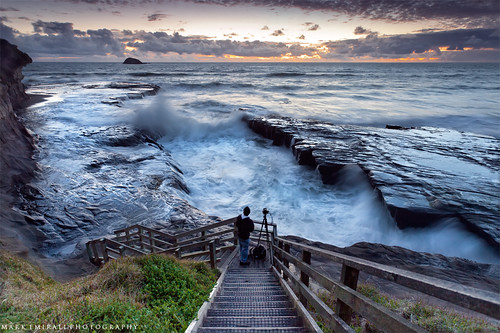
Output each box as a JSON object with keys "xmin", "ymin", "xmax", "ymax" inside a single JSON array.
[
  {"xmin": 277, "ymin": 241, "xmax": 284, "ymax": 273},
  {"xmin": 175, "ymin": 248, "xmax": 181, "ymax": 259},
  {"xmin": 209, "ymin": 240, "xmax": 216, "ymax": 269},
  {"xmin": 283, "ymin": 243, "xmax": 290, "ymax": 281},
  {"xmin": 119, "ymin": 246, "xmax": 125, "ymax": 257},
  {"xmin": 201, "ymin": 231, "xmax": 207, "ymax": 251},
  {"xmin": 138, "ymin": 227, "xmax": 145, "ymax": 250},
  {"xmin": 233, "ymin": 224, "xmax": 238, "ymax": 247},
  {"xmin": 149, "ymin": 230, "xmax": 155, "ymax": 253},
  {"xmin": 300, "ymin": 250, "xmax": 311, "ymax": 306},
  {"xmin": 100, "ymin": 238, "xmax": 109, "ymax": 263},
  {"xmin": 336, "ymin": 264, "xmax": 359, "ymax": 325},
  {"xmin": 86, "ymin": 242, "xmax": 93, "ymax": 262}
]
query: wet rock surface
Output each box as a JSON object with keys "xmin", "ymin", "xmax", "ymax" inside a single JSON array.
[
  {"xmin": 83, "ymin": 82, "xmax": 160, "ymax": 107},
  {"xmin": 246, "ymin": 116, "xmax": 500, "ymax": 249},
  {"xmin": 13, "ymin": 79, "xmax": 216, "ymax": 258}
]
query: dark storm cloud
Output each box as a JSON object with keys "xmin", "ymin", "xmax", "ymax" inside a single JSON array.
[
  {"xmin": 323, "ymin": 28, "xmax": 500, "ymax": 59},
  {"xmin": 0, "ymin": 7, "xmax": 19, "ymax": 12},
  {"xmin": 32, "ymin": 20, "xmax": 75, "ymax": 35},
  {"xmin": 2, "ymin": 20, "xmax": 123, "ymax": 57},
  {"xmin": 147, "ymin": 13, "xmax": 167, "ymax": 21},
  {"xmin": 61, "ymin": 0, "xmax": 499, "ymax": 25}
]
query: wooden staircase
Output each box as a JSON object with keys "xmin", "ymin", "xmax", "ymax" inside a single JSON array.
[
  {"xmin": 87, "ymin": 217, "xmax": 500, "ymax": 333},
  {"xmin": 198, "ymin": 267, "xmax": 307, "ymax": 332}
]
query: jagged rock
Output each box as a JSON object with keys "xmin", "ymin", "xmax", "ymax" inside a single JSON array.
[
  {"xmin": 245, "ymin": 116, "xmax": 500, "ymax": 249},
  {"xmin": 123, "ymin": 57, "xmax": 144, "ymax": 64}
]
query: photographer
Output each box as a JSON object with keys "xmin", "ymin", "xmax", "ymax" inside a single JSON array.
[{"xmin": 236, "ymin": 206, "xmax": 254, "ymax": 265}]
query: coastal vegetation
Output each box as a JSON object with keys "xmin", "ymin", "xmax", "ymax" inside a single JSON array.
[
  {"xmin": 316, "ymin": 284, "xmax": 498, "ymax": 333},
  {"xmin": 0, "ymin": 251, "xmax": 218, "ymax": 332}
]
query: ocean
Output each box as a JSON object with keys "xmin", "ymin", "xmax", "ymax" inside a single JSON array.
[{"xmin": 22, "ymin": 62, "xmax": 500, "ymax": 262}]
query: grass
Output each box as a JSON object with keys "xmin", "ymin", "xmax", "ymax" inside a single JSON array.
[
  {"xmin": 314, "ymin": 283, "xmax": 499, "ymax": 333},
  {"xmin": 0, "ymin": 251, "xmax": 219, "ymax": 332}
]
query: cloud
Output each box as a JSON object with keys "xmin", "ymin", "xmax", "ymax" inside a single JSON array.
[
  {"xmin": 304, "ymin": 22, "xmax": 319, "ymax": 31},
  {"xmin": 298, "ymin": 34, "xmax": 305, "ymax": 40},
  {"xmin": 60, "ymin": 0, "xmax": 500, "ymax": 26},
  {"xmin": 1, "ymin": 19, "xmax": 498, "ymax": 62},
  {"xmin": 323, "ymin": 28, "xmax": 500, "ymax": 60},
  {"xmin": 32, "ymin": 20, "xmax": 75, "ymax": 35},
  {"xmin": 261, "ymin": 25, "xmax": 269, "ymax": 30},
  {"xmin": 271, "ymin": 29, "xmax": 284, "ymax": 36},
  {"xmin": 0, "ymin": 7, "xmax": 19, "ymax": 12},
  {"xmin": 147, "ymin": 13, "xmax": 167, "ymax": 22}
]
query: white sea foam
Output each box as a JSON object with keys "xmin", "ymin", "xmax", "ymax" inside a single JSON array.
[{"xmin": 157, "ymin": 99, "xmax": 498, "ymax": 264}]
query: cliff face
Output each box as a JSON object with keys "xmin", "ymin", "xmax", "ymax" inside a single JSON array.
[
  {"xmin": 0, "ymin": 39, "xmax": 34, "ymax": 195},
  {"xmin": 0, "ymin": 39, "xmax": 37, "ymax": 252}
]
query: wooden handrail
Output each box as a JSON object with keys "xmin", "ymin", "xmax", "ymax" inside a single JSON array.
[
  {"xmin": 275, "ymin": 236, "xmax": 500, "ymax": 320},
  {"xmin": 174, "ymin": 217, "xmax": 236, "ymax": 239},
  {"xmin": 274, "ymin": 245, "xmax": 428, "ymax": 333}
]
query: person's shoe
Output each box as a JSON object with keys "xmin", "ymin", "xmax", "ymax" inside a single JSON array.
[{"xmin": 240, "ymin": 261, "xmax": 250, "ymax": 266}]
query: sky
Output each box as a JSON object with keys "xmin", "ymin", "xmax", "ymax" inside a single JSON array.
[{"xmin": 0, "ymin": 0, "xmax": 499, "ymax": 62}]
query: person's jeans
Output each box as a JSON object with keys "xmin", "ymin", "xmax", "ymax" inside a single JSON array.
[{"xmin": 239, "ymin": 238, "xmax": 250, "ymax": 263}]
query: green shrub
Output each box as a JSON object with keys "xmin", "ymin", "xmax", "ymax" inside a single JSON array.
[{"xmin": 0, "ymin": 251, "xmax": 218, "ymax": 332}]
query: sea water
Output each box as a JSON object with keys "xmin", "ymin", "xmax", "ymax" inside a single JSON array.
[{"xmin": 22, "ymin": 62, "xmax": 500, "ymax": 262}]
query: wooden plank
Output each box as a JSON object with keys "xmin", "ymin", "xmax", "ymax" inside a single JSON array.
[
  {"xmin": 136, "ymin": 225, "xmax": 176, "ymax": 241},
  {"xmin": 174, "ymin": 217, "xmax": 236, "ymax": 239},
  {"xmin": 106, "ymin": 247, "xmax": 121, "ymax": 255},
  {"xmin": 275, "ymin": 258, "xmax": 354, "ymax": 333},
  {"xmin": 271, "ymin": 266, "xmax": 324, "ymax": 333},
  {"xmin": 106, "ymin": 238, "xmax": 148, "ymax": 255},
  {"xmin": 274, "ymin": 246, "xmax": 429, "ymax": 333},
  {"xmin": 175, "ymin": 229, "xmax": 233, "ymax": 247},
  {"xmin": 276, "ymin": 237, "xmax": 500, "ymax": 319}
]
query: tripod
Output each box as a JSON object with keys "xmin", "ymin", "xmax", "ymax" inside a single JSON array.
[{"xmin": 255, "ymin": 208, "xmax": 273, "ymax": 265}]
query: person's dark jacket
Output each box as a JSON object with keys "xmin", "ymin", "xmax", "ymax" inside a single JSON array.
[{"xmin": 236, "ymin": 214, "xmax": 254, "ymax": 240}]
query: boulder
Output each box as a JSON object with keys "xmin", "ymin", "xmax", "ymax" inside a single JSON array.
[{"xmin": 123, "ymin": 57, "xmax": 144, "ymax": 64}]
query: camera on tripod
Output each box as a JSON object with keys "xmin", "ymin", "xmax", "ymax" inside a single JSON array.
[{"xmin": 262, "ymin": 208, "xmax": 269, "ymax": 215}]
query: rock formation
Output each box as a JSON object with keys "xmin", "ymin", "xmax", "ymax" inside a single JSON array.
[
  {"xmin": 123, "ymin": 57, "xmax": 144, "ymax": 64},
  {"xmin": 0, "ymin": 39, "xmax": 34, "ymax": 206},
  {"xmin": 245, "ymin": 116, "xmax": 500, "ymax": 250}
]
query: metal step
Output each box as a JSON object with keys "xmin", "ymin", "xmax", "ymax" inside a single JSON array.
[
  {"xmin": 214, "ymin": 295, "xmax": 289, "ymax": 303},
  {"xmin": 220, "ymin": 286, "xmax": 284, "ymax": 292},
  {"xmin": 207, "ymin": 308, "xmax": 298, "ymax": 317},
  {"xmin": 212, "ymin": 301, "xmax": 292, "ymax": 309},
  {"xmin": 202, "ymin": 316, "xmax": 303, "ymax": 328},
  {"xmin": 218, "ymin": 289, "xmax": 285, "ymax": 297},
  {"xmin": 197, "ymin": 328, "xmax": 308, "ymax": 333},
  {"xmin": 222, "ymin": 278, "xmax": 278, "ymax": 283}
]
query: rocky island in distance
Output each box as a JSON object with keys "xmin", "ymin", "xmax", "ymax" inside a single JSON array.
[{"xmin": 123, "ymin": 57, "xmax": 144, "ymax": 64}]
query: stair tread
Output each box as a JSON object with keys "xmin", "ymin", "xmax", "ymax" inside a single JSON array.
[
  {"xmin": 202, "ymin": 316, "xmax": 302, "ymax": 328},
  {"xmin": 212, "ymin": 301, "xmax": 292, "ymax": 308}
]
